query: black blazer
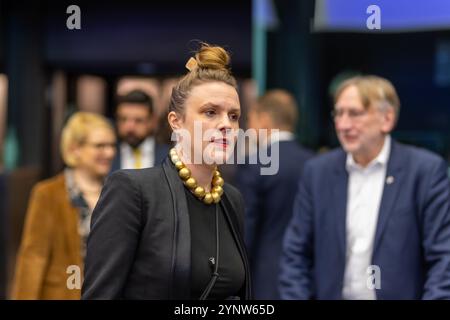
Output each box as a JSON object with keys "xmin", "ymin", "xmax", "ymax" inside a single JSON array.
[{"xmin": 82, "ymin": 157, "xmax": 252, "ymax": 299}]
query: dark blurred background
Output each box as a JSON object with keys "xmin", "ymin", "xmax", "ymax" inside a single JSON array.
[{"xmin": 265, "ymin": 0, "xmax": 450, "ymax": 156}]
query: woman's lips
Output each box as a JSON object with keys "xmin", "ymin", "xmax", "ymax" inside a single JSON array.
[{"xmin": 211, "ymin": 138, "xmax": 229, "ymax": 149}]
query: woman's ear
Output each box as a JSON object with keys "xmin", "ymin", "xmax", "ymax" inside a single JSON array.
[{"xmin": 168, "ymin": 111, "xmax": 182, "ymax": 131}]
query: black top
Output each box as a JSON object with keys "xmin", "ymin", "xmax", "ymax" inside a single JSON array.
[{"xmin": 185, "ymin": 187, "xmax": 245, "ymax": 299}]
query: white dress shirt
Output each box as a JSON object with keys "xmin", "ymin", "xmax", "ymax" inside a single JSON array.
[
  {"xmin": 342, "ymin": 135, "xmax": 391, "ymax": 300},
  {"xmin": 120, "ymin": 136, "xmax": 155, "ymax": 169}
]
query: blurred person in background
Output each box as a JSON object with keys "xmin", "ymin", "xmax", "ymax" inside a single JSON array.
[
  {"xmin": 112, "ymin": 90, "xmax": 169, "ymax": 171},
  {"xmin": 235, "ymin": 89, "xmax": 313, "ymax": 299},
  {"xmin": 280, "ymin": 75, "xmax": 450, "ymax": 300},
  {"xmin": 12, "ymin": 112, "xmax": 116, "ymax": 299}
]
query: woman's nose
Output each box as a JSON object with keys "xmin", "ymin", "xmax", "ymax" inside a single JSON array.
[{"xmin": 218, "ymin": 114, "xmax": 232, "ymax": 131}]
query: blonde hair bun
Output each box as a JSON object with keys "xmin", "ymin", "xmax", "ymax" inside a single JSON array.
[{"xmin": 194, "ymin": 43, "xmax": 231, "ymax": 71}]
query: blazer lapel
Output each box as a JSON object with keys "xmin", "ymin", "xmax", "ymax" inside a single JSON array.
[
  {"xmin": 373, "ymin": 141, "xmax": 404, "ymax": 256},
  {"xmin": 58, "ymin": 175, "xmax": 83, "ymax": 268},
  {"xmin": 333, "ymin": 151, "xmax": 349, "ymax": 257},
  {"xmin": 162, "ymin": 157, "xmax": 191, "ymax": 299}
]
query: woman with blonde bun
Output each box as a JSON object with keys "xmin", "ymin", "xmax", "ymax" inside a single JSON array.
[{"xmin": 82, "ymin": 43, "xmax": 251, "ymax": 300}]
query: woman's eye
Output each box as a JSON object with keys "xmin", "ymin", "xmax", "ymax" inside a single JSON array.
[
  {"xmin": 229, "ymin": 113, "xmax": 239, "ymax": 121},
  {"xmin": 205, "ymin": 110, "xmax": 216, "ymax": 117}
]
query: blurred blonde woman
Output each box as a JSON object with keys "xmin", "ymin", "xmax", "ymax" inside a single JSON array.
[{"xmin": 12, "ymin": 112, "xmax": 116, "ymax": 299}]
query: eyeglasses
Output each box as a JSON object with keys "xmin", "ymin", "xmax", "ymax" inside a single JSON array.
[
  {"xmin": 84, "ymin": 142, "xmax": 117, "ymax": 151},
  {"xmin": 331, "ymin": 108, "xmax": 367, "ymax": 121}
]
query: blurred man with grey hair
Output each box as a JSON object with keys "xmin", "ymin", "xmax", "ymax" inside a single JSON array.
[{"xmin": 280, "ymin": 75, "xmax": 450, "ymax": 300}]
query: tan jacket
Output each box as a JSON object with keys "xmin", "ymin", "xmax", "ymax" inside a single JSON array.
[{"xmin": 11, "ymin": 173, "xmax": 83, "ymax": 299}]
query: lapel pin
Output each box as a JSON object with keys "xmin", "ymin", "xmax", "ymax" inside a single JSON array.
[{"xmin": 386, "ymin": 176, "xmax": 394, "ymax": 185}]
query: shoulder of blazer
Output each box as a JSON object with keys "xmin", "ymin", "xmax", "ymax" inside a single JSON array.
[
  {"xmin": 390, "ymin": 139, "xmax": 445, "ymax": 170},
  {"xmin": 31, "ymin": 172, "xmax": 67, "ymax": 199},
  {"xmin": 104, "ymin": 167, "xmax": 169, "ymax": 206},
  {"xmin": 303, "ymin": 147, "xmax": 346, "ymax": 176},
  {"xmin": 106, "ymin": 167, "xmax": 165, "ymax": 187},
  {"xmin": 24, "ymin": 173, "xmax": 71, "ymax": 238}
]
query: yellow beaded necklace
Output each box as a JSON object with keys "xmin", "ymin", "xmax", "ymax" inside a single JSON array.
[{"xmin": 169, "ymin": 148, "xmax": 224, "ymax": 205}]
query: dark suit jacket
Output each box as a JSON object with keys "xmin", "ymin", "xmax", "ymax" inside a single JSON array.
[
  {"xmin": 82, "ymin": 157, "xmax": 252, "ymax": 300},
  {"xmin": 280, "ymin": 139, "xmax": 450, "ymax": 299},
  {"xmin": 110, "ymin": 141, "xmax": 169, "ymax": 172},
  {"xmin": 235, "ymin": 140, "xmax": 313, "ymax": 299}
]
